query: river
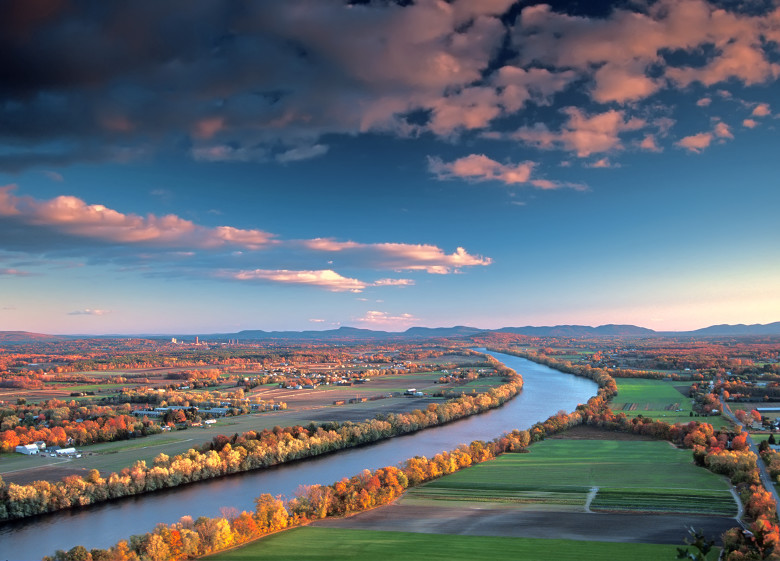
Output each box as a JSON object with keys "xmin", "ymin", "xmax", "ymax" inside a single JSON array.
[{"xmin": 0, "ymin": 350, "xmax": 598, "ymax": 560}]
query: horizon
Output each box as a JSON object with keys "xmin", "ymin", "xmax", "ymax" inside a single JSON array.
[
  {"xmin": 1, "ymin": 1, "xmax": 779, "ymax": 334},
  {"xmin": 6, "ymin": 319, "xmax": 780, "ymax": 338}
]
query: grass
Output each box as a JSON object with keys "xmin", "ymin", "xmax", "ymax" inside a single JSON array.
[
  {"xmin": 611, "ymin": 378, "xmax": 731, "ymax": 428},
  {"xmin": 205, "ymin": 527, "xmax": 692, "ymax": 561},
  {"xmin": 590, "ymin": 488, "xmax": 737, "ymax": 515},
  {"xmin": 404, "ymin": 440, "xmax": 736, "ymax": 516}
]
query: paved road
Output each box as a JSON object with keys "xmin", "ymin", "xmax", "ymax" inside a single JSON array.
[{"xmin": 720, "ymin": 397, "xmax": 780, "ymax": 521}]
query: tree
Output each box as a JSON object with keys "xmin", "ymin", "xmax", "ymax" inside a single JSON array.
[{"xmin": 677, "ymin": 527, "xmax": 714, "ymax": 561}]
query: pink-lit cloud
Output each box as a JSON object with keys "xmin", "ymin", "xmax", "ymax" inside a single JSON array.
[
  {"xmin": 0, "ymin": 268, "xmax": 32, "ymax": 277},
  {"xmin": 743, "ymin": 118, "xmax": 758, "ymax": 128},
  {"xmin": 714, "ymin": 122, "xmax": 733, "ymax": 139},
  {"xmin": 0, "ymin": 184, "xmax": 275, "ymax": 250},
  {"xmin": 590, "ymin": 64, "xmax": 661, "ymax": 104},
  {"xmin": 428, "ymin": 154, "xmax": 534, "ymax": 185},
  {"xmin": 752, "ymin": 103, "xmax": 772, "ymax": 117},
  {"xmin": 697, "ymin": 97, "xmax": 712, "ymax": 107},
  {"xmin": 587, "ymin": 158, "xmax": 618, "ymax": 168},
  {"xmin": 677, "ymin": 132, "xmax": 713, "ymax": 153},
  {"xmin": 4, "ymin": 1, "xmax": 780, "ymax": 172},
  {"xmin": 303, "ymin": 238, "xmax": 491, "ymax": 274},
  {"xmin": 639, "ymin": 134, "xmax": 662, "ymax": 152},
  {"xmin": 513, "ymin": 108, "xmax": 645, "ymax": 157}
]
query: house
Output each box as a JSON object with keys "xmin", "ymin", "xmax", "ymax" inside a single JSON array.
[{"xmin": 15, "ymin": 444, "xmax": 39, "ymax": 455}]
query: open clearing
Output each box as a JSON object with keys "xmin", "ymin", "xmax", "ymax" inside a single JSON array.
[
  {"xmin": 207, "ymin": 527, "xmax": 697, "ymax": 561},
  {"xmin": 403, "ymin": 440, "xmax": 736, "ymax": 516},
  {"xmin": 612, "ymin": 378, "xmax": 731, "ymax": 428}
]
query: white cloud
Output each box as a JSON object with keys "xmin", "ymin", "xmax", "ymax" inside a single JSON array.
[
  {"xmin": 68, "ymin": 309, "xmax": 111, "ymax": 316},
  {"xmin": 355, "ymin": 310, "xmax": 417, "ymax": 326},
  {"xmin": 303, "ymin": 238, "xmax": 492, "ymax": 274},
  {"xmin": 276, "ymin": 144, "xmax": 329, "ymax": 163},
  {"xmin": 229, "ymin": 269, "xmax": 367, "ymax": 292}
]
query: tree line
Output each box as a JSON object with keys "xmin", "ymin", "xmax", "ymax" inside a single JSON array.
[
  {"xmin": 0, "ymin": 368, "xmax": 521, "ymax": 522},
  {"xmin": 36, "ymin": 348, "xmax": 780, "ymax": 561}
]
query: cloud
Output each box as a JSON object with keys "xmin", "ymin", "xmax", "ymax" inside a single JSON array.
[
  {"xmin": 714, "ymin": 122, "xmax": 733, "ymax": 139},
  {"xmin": 229, "ymin": 269, "xmax": 368, "ymax": 292},
  {"xmin": 0, "ymin": 268, "xmax": 32, "ymax": 276},
  {"xmin": 676, "ymin": 132, "xmax": 713, "ymax": 153},
  {"xmin": 68, "ymin": 309, "xmax": 111, "ymax": 316},
  {"xmin": 697, "ymin": 98, "xmax": 712, "ymax": 107},
  {"xmin": 2, "ymin": 1, "xmax": 780, "ymax": 170},
  {"xmin": 42, "ymin": 171, "xmax": 64, "ymax": 182},
  {"xmin": 743, "ymin": 118, "xmax": 758, "ymax": 128},
  {"xmin": 303, "ymin": 238, "xmax": 491, "ymax": 274},
  {"xmin": 677, "ymin": 120, "xmax": 734, "ymax": 153},
  {"xmin": 372, "ymin": 278, "xmax": 414, "ymax": 287},
  {"xmin": 752, "ymin": 103, "xmax": 772, "ymax": 117},
  {"xmin": 276, "ymin": 144, "xmax": 329, "ymax": 163},
  {"xmin": 639, "ymin": 134, "xmax": 663, "ymax": 152},
  {"xmin": 308, "ymin": 318, "xmax": 326, "ymax": 323},
  {"xmin": 428, "ymin": 154, "xmax": 534, "ymax": 185},
  {"xmin": 0, "ymin": 184, "xmax": 275, "ymax": 251},
  {"xmin": 516, "ymin": 0, "xmax": 780, "ymax": 103},
  {"xmin": 355, "ymin": 310, "xmax": 417, "ymax": 326},
  {"xmin": 513, "ymin": 108, "xmax": 645, "ymax": 157},
  {"xmin": 587, "ymin": 158, "xmax": 618, "ymax": 168}
]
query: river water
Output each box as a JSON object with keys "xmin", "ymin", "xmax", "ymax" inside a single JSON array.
[{"xmin": 0, "ymin": 350, "xmax": 598, "ymax": 560}]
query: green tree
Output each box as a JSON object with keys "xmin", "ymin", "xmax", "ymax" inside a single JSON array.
[{"xmin": 677, "ymin": 527, "xmax": 714, "ymax": 561}]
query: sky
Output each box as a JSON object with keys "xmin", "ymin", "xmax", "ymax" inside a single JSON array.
[{"xmin": 1, "ymin": 0, "xmax": 779, "ymax": 335}]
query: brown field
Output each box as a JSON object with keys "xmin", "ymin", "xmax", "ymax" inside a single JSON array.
[{"xmin": 313, "ymin": 503, "xmax": 736, "ymax": 545}]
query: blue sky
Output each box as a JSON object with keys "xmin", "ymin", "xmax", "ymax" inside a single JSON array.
[{"xmin": 1, "ymin": 0, "xmax": 779, "ymax": 334}]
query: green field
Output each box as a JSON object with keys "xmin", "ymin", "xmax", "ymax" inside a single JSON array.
[
  {"xmin": 612, "ymin": 378, "xmax": 692, "ymax": 417},
  {"xmin": 404, "ymin": 440, "xmax": 736, "ymax": 516},
  {"xmin": 611, "ymin": 378, "xmax": 730, "ymax": 428},
  {"xmin": 206, "ymin": 527, "xmax": 691, "ymax": 561}
]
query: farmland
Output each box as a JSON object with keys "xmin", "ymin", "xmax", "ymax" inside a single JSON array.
[
  {"xmin": 206, "ymin": 527, "xmax": 691, "ymax": 561},
  {"xmin": 611, "ymin": 378, "xmax": 731, "ymax": 428},
  {"xmin": 404, "ymin": 440, "xmax": 737, "ymax": 516}
]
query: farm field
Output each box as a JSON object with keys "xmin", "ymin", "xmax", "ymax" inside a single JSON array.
[
  {"xmin": 611, "ymin": 378, "xmax": 731, "ymax": 428},
  {"xmin": 206, "ymin": 527, "xmax": 692, "ymax": 561},
  {"xmin": 0, "ymin": 385, "xmax": 465, "ymax": 484},
  {"xmin": 404, "ymin": 440, "xmax": 737, "ymax": 516}
]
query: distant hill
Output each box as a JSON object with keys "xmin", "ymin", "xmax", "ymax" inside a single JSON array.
[
  {"xmin": 0, "ymin": 331, "xmax": 71, "ymax": 344},
  {"xmin": 493, "ymin": 324, "xmax": 656, "ymax": 337},
  {"xmin": 681, "ymin": 321, "xmax": 780, "ymax": 336},
  {"xmin": 3, "ymin": 321, "xmax": 780, "ymax": 343}
]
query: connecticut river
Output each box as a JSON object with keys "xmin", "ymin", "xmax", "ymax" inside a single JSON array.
[{"xmin": 0, "ymin": 350, "xmax": 598, "ymax": 560}]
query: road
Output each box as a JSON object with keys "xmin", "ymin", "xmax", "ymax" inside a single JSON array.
[{"xmin": 720, "ymin": 397, "xmax": 780, "ymax": 521}]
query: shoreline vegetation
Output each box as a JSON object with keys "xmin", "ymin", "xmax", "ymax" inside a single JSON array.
[
  {"xmin": 0, "ymin": 355, "xmax": 520, "ymax": 522},
  {"xmin": 38, "ymin": 349, "xmax": 780, "ymax": 560}
]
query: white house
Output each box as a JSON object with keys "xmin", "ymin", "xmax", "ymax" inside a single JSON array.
[{"xmin": 15, "ymin": 444, "xmax": 39, "ymax": 455}]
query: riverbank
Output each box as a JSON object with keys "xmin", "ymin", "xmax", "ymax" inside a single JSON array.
[{"xmin": 3, "ymin": 352, "xmax": 598, "ymax": 559}]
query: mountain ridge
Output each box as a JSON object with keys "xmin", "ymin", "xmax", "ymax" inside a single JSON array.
[{"xmin": 2, "ymin": 321, "xmax": 780, "ymax": 343}]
